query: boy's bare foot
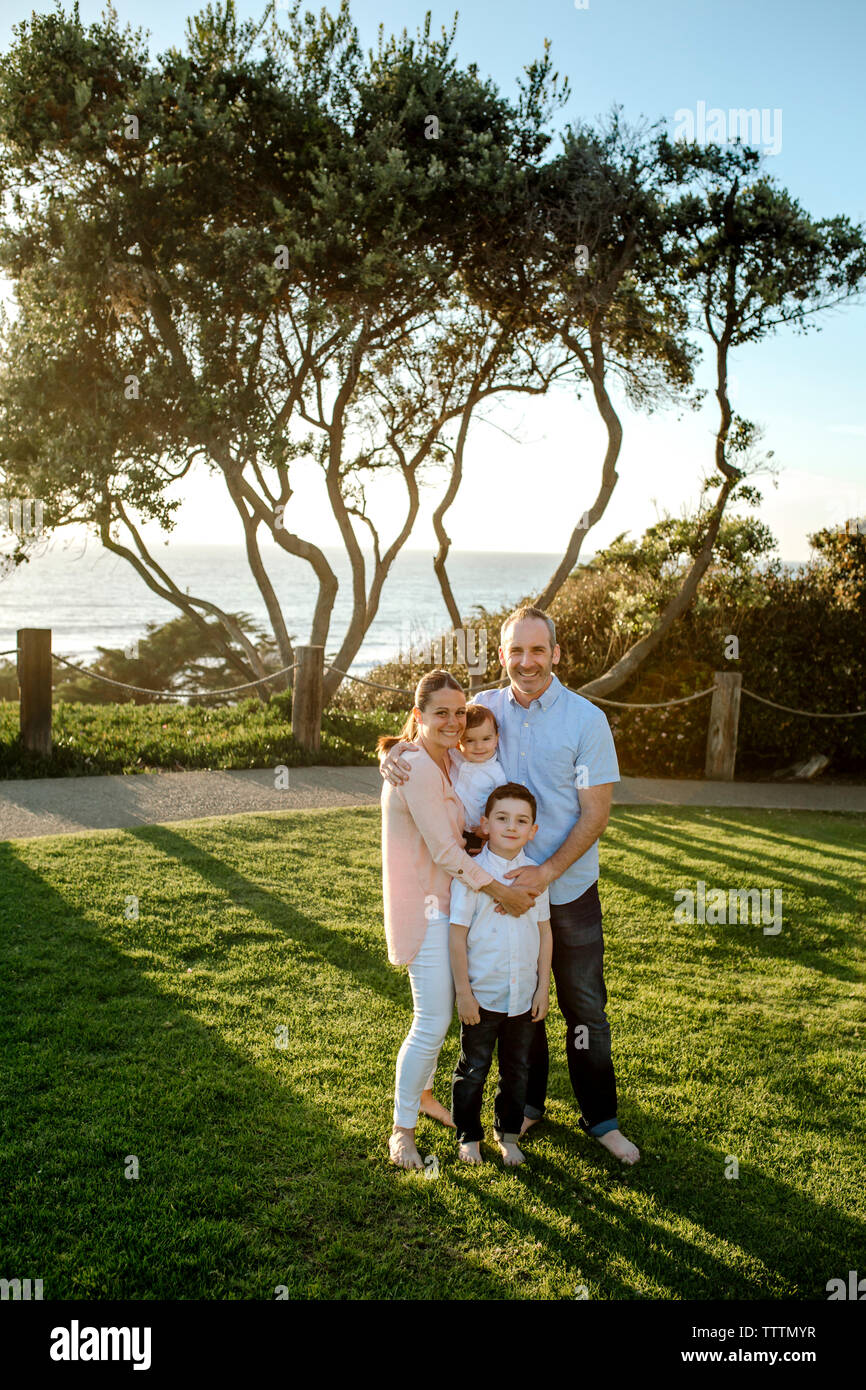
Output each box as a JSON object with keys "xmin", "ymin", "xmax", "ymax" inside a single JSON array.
[
  {"xmin": 596, "ymin": 1128, "xmax": 640, "ymax": 1165},
  {"xmin": 519, "ymin": 1114, "xmax": 539, "ymax": 1137},
  {"xmin": 498, "ymin": 1139, "xmax": 525, "ymax": 1166},
  {"xmin": 419, "ymin": 1091, "xmax": 456, "ymax": 1128},
  {"xmin": 389, "ymin": 1128, "xmax": 423, "ymax": 1169},
  {"xmin": 458, "ymin": 1140, "xmax": 483, "ymax": 1165}
]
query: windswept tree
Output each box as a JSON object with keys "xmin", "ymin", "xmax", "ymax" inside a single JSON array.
[
  {"xmin": 576, "ymin": 138, "xmax": 866, "ymax": 697},
  {"xmin": 0, "ymin": 0, "xmax": 570, "ymax": 702},
  {"xmin": 436, "ymin": 111, "xmax": 701, "ymax": 621}
]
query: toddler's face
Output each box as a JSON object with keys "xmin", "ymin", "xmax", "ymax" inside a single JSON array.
[{"xmin": 459, "ymin": 720, "xmax": 498, "ymax": 763}]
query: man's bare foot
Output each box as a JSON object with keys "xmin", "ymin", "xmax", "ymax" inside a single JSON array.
[
  {"xmin": 519, "ymin": 1114, "xmax": 540, "ymax": 1137},
  {"xmin": 458, "ymin": 1140, "xmax": 483, "ymax": 1165},
  {"xmin": 498, "ymin": 1139, "xmax": 525, "ymax": 1166},
  {"xmin": 595, "ymin": 1128, "xmax": 640, "ymax": 1165},
  {"xmin": 419, "ymin": 1090, "xmax": 456, "ymax": 1128},
  {"xmin": 389, "ymin": 1127, "xmax": 423, "ymax": 1169}
]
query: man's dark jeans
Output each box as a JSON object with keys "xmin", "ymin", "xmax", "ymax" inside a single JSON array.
[
  {"xmin": 452, "ymin": 1007, "xmax": 538, "ymax": 1143},
  {"xmin": 524, "ymin": 882, "xmax": 619, "ymax": 1137}
]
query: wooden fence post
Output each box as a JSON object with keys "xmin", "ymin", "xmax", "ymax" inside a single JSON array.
[
  {"xmin": 18, "ymin": 627, "xmax": 53, "ymax": 756},
  {"xmin": 292, "ymin": 645, "xmax": 324, "ymax": 751},
  {"xmin": 704, "ymin": 671, "xmax": 742, "ymax": 781}
]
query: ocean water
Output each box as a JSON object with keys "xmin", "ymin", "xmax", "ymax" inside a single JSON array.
[{"xmin": 0, "ymin": 541, "xmax": 564, "ymax": 673}]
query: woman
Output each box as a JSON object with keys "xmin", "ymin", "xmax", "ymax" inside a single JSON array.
[{"xmin": 378, "ymin": 669, "xmax": 536, "ymax": 1169}]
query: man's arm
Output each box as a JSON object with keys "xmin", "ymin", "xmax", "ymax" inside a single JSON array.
[
  {"xmin": 505, "ymin": 783, "xmax": 614, "ymax": 892},
  {"xmin": 379, "ymin": 740, "xmax": 413, "ymax": 785}
]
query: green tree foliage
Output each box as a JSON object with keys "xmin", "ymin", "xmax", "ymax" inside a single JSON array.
[
  {"xmin": 0, "ymin": 0, "xmax": 568, "ymax": 702},
  {"xmin": 341, "ymin": 516, "xmax": 865, "ymax": 776},
  {"xmin": 0, "ymin": 2, "xmax": 863, "ymax": 720},
  {"xmin": 807, "ymin": 520, "xmax": 866, "ymax": 610},
  {"xmin": 50, "ymin": 610, "xmax": 284, "ymax": 705}
]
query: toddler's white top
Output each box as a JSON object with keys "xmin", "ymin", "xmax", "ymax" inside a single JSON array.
[{"xmin": 449, "ymin": 749, "xmax": 508, "ymax": 831}]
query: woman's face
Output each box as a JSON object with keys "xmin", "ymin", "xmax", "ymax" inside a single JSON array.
[{"xmin": 415, "ymin": 686, "xmax": 466, "ymax": 748}]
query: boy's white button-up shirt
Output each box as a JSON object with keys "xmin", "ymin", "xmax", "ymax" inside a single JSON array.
[
  {"xmin": 449, "ymin": 749, "xmax": 507, "ymax": 830},
  {"xmin": 449, "ymin": 844, "xmax": 550, "ymax": 1017}
]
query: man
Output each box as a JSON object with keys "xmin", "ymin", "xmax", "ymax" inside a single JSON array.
[{"xmin": 380, "ymin": 605, "xmax": 639, "ymax": 1165}]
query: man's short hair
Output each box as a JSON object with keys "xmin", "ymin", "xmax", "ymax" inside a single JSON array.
[
  {"xmin": 484, "ymin": 782, "xmax": 537, "ymax": 822},
  {"xmin": 500, "ymin": 604, "xmax": 556, "ymax": 651}
]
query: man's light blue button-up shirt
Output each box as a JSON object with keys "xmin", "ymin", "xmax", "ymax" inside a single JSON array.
[{"xmin": 474, "ymin": 674, "xmax": 619, "ymax": 905}]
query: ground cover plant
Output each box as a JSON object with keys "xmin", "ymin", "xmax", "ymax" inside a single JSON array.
[
  {"xmin": 1, "ymin": 804, "xmax": 863, "ymax": 1299},
  {"xmin": 0, "ymin": 699, "xmax": 403, "ymax": 778}
]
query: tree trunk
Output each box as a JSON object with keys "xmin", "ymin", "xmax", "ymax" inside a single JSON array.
[{"xmin": 535, "ymin": 335, "xmax": 621, "ymax": 610}]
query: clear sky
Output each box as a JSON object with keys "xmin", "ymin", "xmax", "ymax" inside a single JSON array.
[{"xmin": 1, "ymin": 0, "xmax": 864, "ymax": 560}]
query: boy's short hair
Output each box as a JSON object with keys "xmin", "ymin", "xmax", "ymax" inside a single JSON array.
[
  {"xmin": 462, "ymin": 703, "xmax": 498, "ymax": 735},
  {"xmin": 484, "ymin": 782, "xmax": 537, "ymax": 822}
]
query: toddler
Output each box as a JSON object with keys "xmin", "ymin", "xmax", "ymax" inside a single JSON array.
[{"xmin": 452, "ymin": 704, "xmax": 506, "ymax": 852}]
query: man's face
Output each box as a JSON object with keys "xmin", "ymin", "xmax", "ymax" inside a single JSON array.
[{"xmin": 499, "ymin": 618, "xmax": 560, "ymax": 698}]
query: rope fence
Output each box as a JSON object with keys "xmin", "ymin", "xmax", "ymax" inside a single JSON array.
[
  {"xmin": 48, "ymin": 652, "xmax": 298, "ymax": 700},
  {"xmin": 582, "ymin": 685, "xmax": 717, "ymax": 710},
  {"xmin": 323, "ymin": 664, "xmax": 510, "ymax": 698},
  {"xmin": 741, "ymin": 689, "xmax": 866, "ymax": 719}
]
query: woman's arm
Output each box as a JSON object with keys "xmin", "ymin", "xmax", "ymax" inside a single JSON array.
[{"xmin": 399, "ymin": 755, "xmax": 494, "ymax": 894}]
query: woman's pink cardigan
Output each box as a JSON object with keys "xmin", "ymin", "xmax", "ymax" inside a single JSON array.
[{"xmin": 381, "ymin": 741, "xmax": 494, "ymax": 965}]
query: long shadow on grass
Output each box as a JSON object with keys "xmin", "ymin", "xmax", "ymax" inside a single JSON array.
[
  {"xmin": 420, "ymin": 1085, "xmax": 865, "ymax": 1299},
  {"xmin": 141, "ymin": 817, "xmax": 866, "ymax": 1296},
  {"xmin": 3, "ymin": 825, "xmax": 862, "ymax": 1301},
  {"xmin": 134, "ymin": 823, "xmax": 403, "ymax": 1008},
  {"xmin": 0, "ymin": 839, "xmax": 513, "ymax": 1300},
  {"xmin": 603, "ymin": 815, "xmax": 859, "ymax": 982},
  {"xmin": 609, "ymin": 809, "xmax": 859, "ymax": 897},
  {"xmin": 692, "ymin": 812, "xmax": 866, "ymax": 864}
]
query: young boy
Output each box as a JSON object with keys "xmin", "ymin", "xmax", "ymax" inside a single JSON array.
[
  {"xmin": 449, "ymin": 783, "xmax": 552, "ymax": 1166},
  {"xmin": 452, "ymin": 704, "xmax": 506, "ymax": 853}
]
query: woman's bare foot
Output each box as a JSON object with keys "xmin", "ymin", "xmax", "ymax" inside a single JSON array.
[
  {"xmin": 389, "ymin": 1127, "xmax": 423, "ymax": 1169},
  {"xmin": 458, "ymin": 1140, "xmax": 483, "ymax": 1165},
  {"xmin": 498, "ymin": 1139, "xmax": 525, "ymax": 1166},
  {"xmin": 419, "ymin": 1090, "xmax": 456, "ymax": 1128},
  {"xmin": 596, "ymin": 1128, "xmax": 640, "ymax": 1165},
  {"xmin": 519, "ymin": 1114, "xmax": 539, "ymax": 1137}
]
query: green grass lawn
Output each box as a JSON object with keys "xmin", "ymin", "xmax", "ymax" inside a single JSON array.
[
  {"xmin": 0, "ymin": 805, "xmax": 864, "ymax": 1300},
  {"xmin": 0, "ymin": 699, "xmax": 402, "ymax": 777}
]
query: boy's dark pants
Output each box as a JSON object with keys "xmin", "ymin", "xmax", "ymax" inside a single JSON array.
[
  {"xmin": 524, "ymin": 882, "xmax": 619, "ymax": 1137},
  {"xmin": 452, "ymin": 1007, "xmax": 537, "ymax": 1143}
]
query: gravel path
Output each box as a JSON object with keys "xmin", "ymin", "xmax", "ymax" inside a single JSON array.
[{"xmin": 1, "ymin": 766, "xmax": 863, "ymax": 841}]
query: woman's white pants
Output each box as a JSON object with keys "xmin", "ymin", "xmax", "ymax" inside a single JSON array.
[{"xmin": 393, "ymin": 916, "xmax": 455, "ymax": 1128}]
